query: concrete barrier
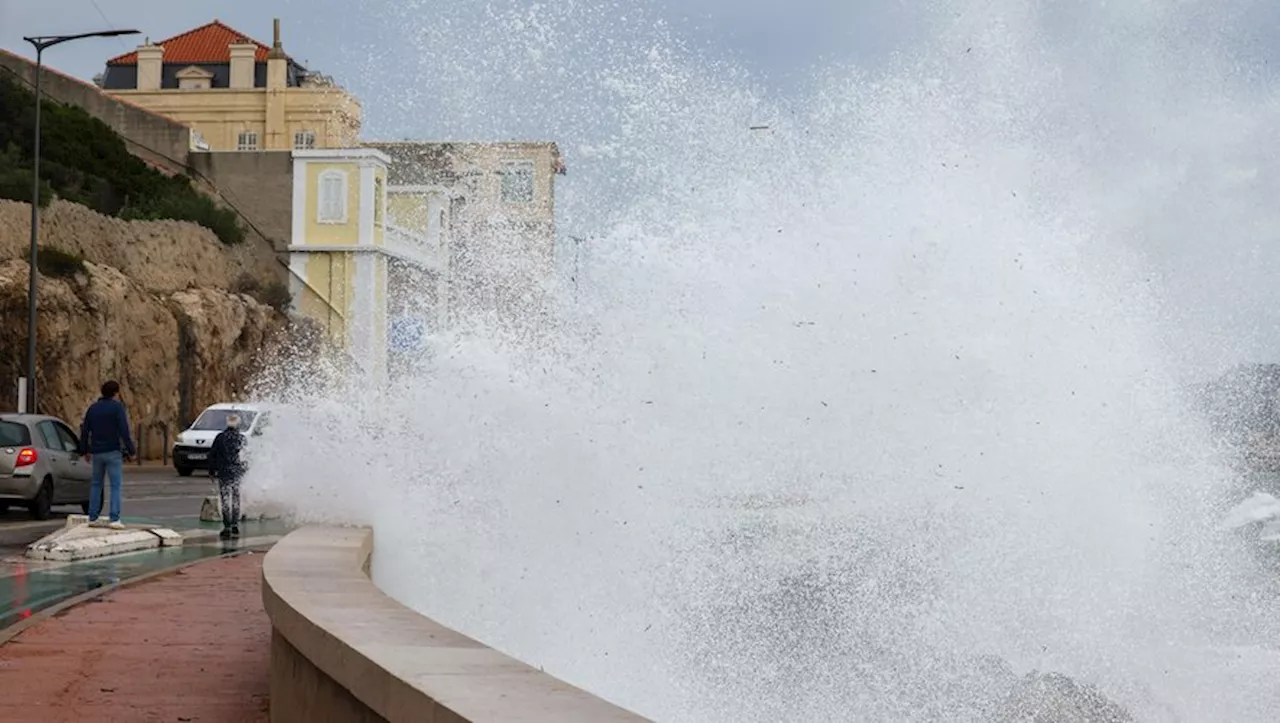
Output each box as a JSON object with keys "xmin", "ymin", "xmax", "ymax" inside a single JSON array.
[{"xmin": 261, "ymin": 526, "xmax": 649, "ymax": 723}]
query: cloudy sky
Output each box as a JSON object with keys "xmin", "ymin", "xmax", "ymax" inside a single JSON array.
[
  {"xmin": 4, "ymin": 0, "xmax": 1280, "ymax": 372},
  {"xmin": 0, "ymin": 0, "xmax": 912, "ymax": 137}
]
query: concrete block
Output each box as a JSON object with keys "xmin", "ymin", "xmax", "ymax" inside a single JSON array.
[
  {"xmin": 200, "ymin": 495, "xmax": 282, "ymax": 523},
  {"xmin": 65, "ymin": 513, "xmax": 90, "ymax": 528},
  {"xmin": 27, "ymin": 522, "xmax": 183, "ymax": 561},
  {"xmin": 149, "ymin": 527, "xmax": 185, "ymax": 547},
  {"xmin": 200, "ymin": 495, "xmax": 220, "ymax": 522}
]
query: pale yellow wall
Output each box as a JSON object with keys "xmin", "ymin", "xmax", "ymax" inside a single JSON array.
[
  {"xmin": 303, "ymin": 161, "xmax": 361, "ymax": 246},
  {"xmin": 345, "ymin": 250, "xmax": 357, "ymax": 325},
  {"xmin": 373, "ymin": 254, "xmax": 388, "ymax": 359},
  {"xmin": 295, "ymin": 251, "xmax": 370, "ymax": 346},
  {"xmin": 447, "ymin": 143, "xmax": 558, "ymax": 222},
  {"xmin": 109, "ymin": 87, "xmax": 361, "ymax": 151},
  {"xmin": 373, "ymin": 166, "xmax": 386, "ymax": 246},
  {"xmin": 299, "ymin": 252, "xmax": 349, "ymax": 342},
  {"xmin": 387, "ymin": 193, "xmax": 429, "ymax": 232}
]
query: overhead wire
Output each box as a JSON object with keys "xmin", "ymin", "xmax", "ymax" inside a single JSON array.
[{"xmin": 87, "ymin": 0, "xmax": 131, "ymax": 53}]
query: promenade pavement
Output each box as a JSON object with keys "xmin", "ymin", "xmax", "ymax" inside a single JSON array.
[
  {"xmin": 0, "ymin": 552, "xmax": 270, "ymax": 722},
  {"xmin": 0, "ymin": 466, "xmax": 218, "ymax": 555}
]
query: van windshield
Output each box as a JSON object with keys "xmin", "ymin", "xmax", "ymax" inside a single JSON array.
[{"xmin": 190, "ymin": 409, "xmax": 257, "ymax": 431}]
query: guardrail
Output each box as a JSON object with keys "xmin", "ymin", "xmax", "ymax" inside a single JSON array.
[
  {"xmin": 261, "ymin": 526, "xmax": 649, "ymax": 722},
  {"xmin": 134, "ymin": 421, "xmax": 171, "ymax": 465}
]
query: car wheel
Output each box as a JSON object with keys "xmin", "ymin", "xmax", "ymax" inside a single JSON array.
[
  {"xmin": 81, "ymin": 502, "xmax": 91, "ymax": 515},
  {"xmin": 177, "ymin": 466, "xmax": 193, "ymax": 477},
  {"xmin": 0, "ymin": 501, "xmax": 9, "ymax": 514},
  {"xmin": 30, "ymin": 479, "xmax": 54, "ymax": 521}
]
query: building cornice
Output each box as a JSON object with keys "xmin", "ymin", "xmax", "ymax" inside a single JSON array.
[{"xmin": 293, "ymin": 148, "xmax": 392, "ymax": 165}]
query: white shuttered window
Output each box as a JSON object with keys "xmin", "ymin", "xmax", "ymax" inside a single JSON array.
[{"xmin": 317, "ymin": 170, "xmax": 348, "ymax": 224}]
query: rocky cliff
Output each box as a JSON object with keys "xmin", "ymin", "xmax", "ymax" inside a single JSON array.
[
  {"xmin": 0, "ymin": 200, "xmax": 287, "ymax": 459},
  {"xmin": 0, "ymin": 199, "xmax": 279, "ymax": 291}
]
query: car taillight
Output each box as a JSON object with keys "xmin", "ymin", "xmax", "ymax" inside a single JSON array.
[
  {"xmin": 14, "ymin": 445, "xmax": 36, "ymax": 468},
  {"xmin": 15, "ymin": 448, "xmax": 36, "ymax": 467}
]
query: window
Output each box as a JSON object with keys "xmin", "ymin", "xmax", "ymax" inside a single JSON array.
[
  {"xmin": 237, "ymin": 131, "xmax": 259, "ymax": 151},
  {"xmin": 500, "ymin": 160, "xmax": 535, "ymax": 203},
  {"xmin": 175, "ymin": 65, "xmax": 214, "ymax": 90},
  {"xmin": 191, "ymin": 408, "xmax": 258, "ymax": 431},
  {"xmin": 37, "ymin": 421, "xmax": 76, "ymax": 452},
  {"xmin": 294, "ymin": 131, "xmax": 316, "ymax": 150},
  {"xmin": 54, "ymin": 423, "xmax": 81, "ymax": 453},
  {"xmin": 0, "ymin": 421, "xmax": 30, "ymax": 446},
  {"xmin": 373, "ymin": 177, "xmax": 384, "ymax": 226},
  {"xmin": 317, "ymin": 170, "xmax": 349, "ymax": 224}
]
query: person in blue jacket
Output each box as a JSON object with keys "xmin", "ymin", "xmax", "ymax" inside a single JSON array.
[{"xmin": 77, "ymin": 380, "xmax": 136, "ymax": 529}]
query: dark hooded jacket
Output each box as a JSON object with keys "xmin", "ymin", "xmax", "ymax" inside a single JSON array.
[{"xmin": 209, "ymin": 426, "xmax": 247, "ymax": 482}]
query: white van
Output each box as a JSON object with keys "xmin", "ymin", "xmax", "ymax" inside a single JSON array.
[{"xmin": 171, "ymin": 403, "xmax": 269, "ymax": 477}]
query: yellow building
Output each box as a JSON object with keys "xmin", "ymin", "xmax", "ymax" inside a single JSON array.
[
  {"xmin": 288, "ymin": 148, "xmax": 390, "ymax": 382},
  {"xmin": 364, "ymin": 141, "xmax": 565, "ymax": 326},
  {"xmin": 99, "ymin": 19, "xmax": 360, "ymax": 152},
  {"xmin": 288, "ymin": 148, "xmax": 448, "ymax": 382}
]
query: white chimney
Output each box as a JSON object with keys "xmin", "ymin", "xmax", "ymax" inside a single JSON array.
[
  {"xmin": 229, "ymin": 39, "xmax": 258, "ymax": 89},
  {"xmin": 135, "ymin": 40, "xmax": 163, "ymax": 91}
]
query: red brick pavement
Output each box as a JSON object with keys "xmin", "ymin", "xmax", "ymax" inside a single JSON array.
[{"xmin": 0, "ymin": 553, "xmax": 270, "ymax": 723}]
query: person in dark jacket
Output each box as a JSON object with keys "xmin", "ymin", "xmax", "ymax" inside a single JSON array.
[
  {"xmin": 208, "ymin": 414, "xmax": 247, "ymax": 539},
  {"xmin": 78, "ymin": 380, "xmax": 136, "ymax": 529}
]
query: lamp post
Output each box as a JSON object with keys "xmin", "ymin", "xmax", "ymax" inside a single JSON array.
[{"xmin": 21, "ymin": 29, "xmax": 139, "ymax": 414}]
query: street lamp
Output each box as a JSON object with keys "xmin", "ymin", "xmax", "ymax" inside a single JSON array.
[{"xmin": 22, "ymin": 28, "xmax": 139, "ymax": 414}]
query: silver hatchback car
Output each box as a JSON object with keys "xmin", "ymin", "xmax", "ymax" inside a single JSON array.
[{"xmin": 0, "ymin": 414, "xmax": 92, "ymax": 520}]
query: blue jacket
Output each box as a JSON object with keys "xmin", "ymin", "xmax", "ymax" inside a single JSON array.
[{"xmin": 78, "ymin": 397, "xmax": 136, "ymax": 456}]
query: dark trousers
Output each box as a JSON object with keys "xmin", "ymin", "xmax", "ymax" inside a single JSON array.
[{"xmin": 217, "ymin": 476, "xmax": 242, "ymax": 528}]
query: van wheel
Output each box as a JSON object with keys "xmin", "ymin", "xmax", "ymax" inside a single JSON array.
[
  {"xmin": 30, "ymin": 479, "xmax": 53, "ymax": 520},
  {"xmin": 177, "ymin": 466, "xmax": 193, "ymax": 477}
]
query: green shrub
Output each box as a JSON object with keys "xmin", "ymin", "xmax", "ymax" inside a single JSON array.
[
  {"xmin": 257, "ymin": 281, "xmax": 292, "ymax": 312},
  {"xmin": 35, "ymin": 246, "xmax": 87, "ymax": 278},
  {"xmin": 231, "ymin": 272, "xmax": 260, "ymax": 295},
  {"xmin": 232, "ymin": 272, "xmax": 291, "ymax": 312},
  {"xmin": 0, "ymin": 74, "xmax": 244, "ymax": 244},
  {"xmin": 0, "ymin": 165, "xmax": 52, "ymax": 207},
  {"xmin": 0, "ymin": 142, "xmax": 51, "ymax": 207},
  {"xmin": 121, "ymin": 192, "xmax": 245, "ymax": 245}
]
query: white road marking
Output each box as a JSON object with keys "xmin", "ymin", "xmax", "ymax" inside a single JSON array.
[{"xmin": 0, "ymin": 520, "xmax": 61, "ymax": 532}]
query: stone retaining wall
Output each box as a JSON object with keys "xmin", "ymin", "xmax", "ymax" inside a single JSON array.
[{"xmin": 0, "ymin": 49, "xmax": 191, "ymax": 175}]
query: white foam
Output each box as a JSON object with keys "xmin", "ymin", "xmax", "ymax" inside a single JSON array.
[{"xmin": 250, "ymin": 2, "xmax": 1280, "ymax": 720}]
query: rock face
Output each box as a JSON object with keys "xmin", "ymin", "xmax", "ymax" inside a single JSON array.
[
  {"xmin": 0, "ymin": 200, "xmax": 287, "ymax": 459},
  {"xmin": 168, "ymin": 287, "xmax": 278, "ymax": 427},
  {"xmin": 0, "ymin": 199, "xmax": 280, "ymax": 292}
]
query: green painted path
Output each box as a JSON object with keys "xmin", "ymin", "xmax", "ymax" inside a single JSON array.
[{"xmin": 0, "ymin": 518, "xmax": 288, "ymax": 630}]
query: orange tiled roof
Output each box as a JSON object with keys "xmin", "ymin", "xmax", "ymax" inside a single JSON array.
[{"xmin": 106, "ymin": 20, "xmax": 277, "ymax": 66}]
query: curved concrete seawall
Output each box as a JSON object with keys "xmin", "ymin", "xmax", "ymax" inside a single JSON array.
[{"xmin": 262, "ymin": 526, "xmax": 649, "ymax": 722}]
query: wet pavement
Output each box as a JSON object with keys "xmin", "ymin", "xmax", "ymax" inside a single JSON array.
[
  {"xmin": 0, "ymin": 465, "xmax": 287, "ymax": 719},
  {"xmin": 0, "ymin": 520, "xmax": 286, "ymax": 630},
  {"xmin": 0, "ymin": 462, "xmax": 291, "ymax": 629},
  {"xmin": 0, "ymin": 466, "xmax": 216, "ymax": 554},
  {"xmin": 0, "ymin": 552, "xmax": 271, "ymax": 722}
]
